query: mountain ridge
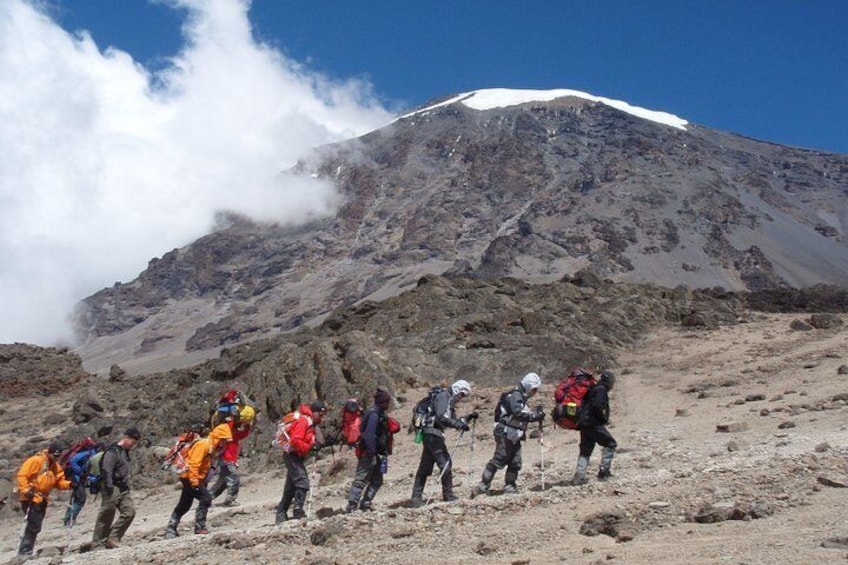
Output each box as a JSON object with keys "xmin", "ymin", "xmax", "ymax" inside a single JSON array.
[{"xmin": 73, "ymin": 90, "xmax": 848, "ymax": 374}]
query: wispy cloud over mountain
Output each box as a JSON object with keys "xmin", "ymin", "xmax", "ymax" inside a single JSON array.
[{"xmin": 0, "ymin": 0, "xmax": 393, "ymax": 344}]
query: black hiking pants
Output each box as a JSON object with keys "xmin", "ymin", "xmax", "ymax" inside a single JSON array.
[
  {"xmin": 18, "ymin": 500, "xmax": 47, "ymax": 556},
  {"xmin": 578, "ymin": 425, "xmax": 617, "ymax": 457},
  {"xmin": 348, "ymin": 454, "xmax": 384, "ymax": 509},
  {"xmin": 277, "ymin": 453, "xmax": 310, "ymax": 521},
  {"xmin": 482, "ymin": 433, "xmax": 522, "ymax": 487},
  {"xmin": 171, "ymin": 479, "xmax": 212, "ymax": 532},
  {"xmin": 412, "ymin": 433, "xmax": 453, "ymax": 500}
]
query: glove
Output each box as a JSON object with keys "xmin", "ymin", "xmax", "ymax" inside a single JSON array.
[
  {"xmin": 25, "ymin": 488, "xmax": 35, "ymax": 501},
  {"xmin": 103, "ymin": 486, "xmax": 114, "ymax": 498},
  {"xmin": 534, "ymin": 406, "xmax": 546, "ymax": 422},
  {"xmin": 466, "ymin": 411, "xmax": 479, "ymax": 422},
  {"xmin": 459, "ymin": 419, "xmax": 471, "ymax": 432}
]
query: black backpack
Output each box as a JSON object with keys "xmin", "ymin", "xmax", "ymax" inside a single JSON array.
[
  {"xmin": 411, "ymin": 387, "xmax": 442, "ymax": 430},
  {"xmin": 493, "ymin": 390, "xmax": 510, "ymax": 422}
]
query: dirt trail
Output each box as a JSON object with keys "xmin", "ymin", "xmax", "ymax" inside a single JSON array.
[{"xmin": 3, "ymin": 313, "xmax": 848, "ymax": 564}]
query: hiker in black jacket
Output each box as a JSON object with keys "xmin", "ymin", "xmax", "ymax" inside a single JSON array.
[
  {"xmin": 409, "ymin": 380, "xmax": 477, "ymax": 506},
  {"xmin": 93, "ymin": 427, "xmax": 141, "ymax": 549},
  {"xmin": 571, "ymin": 371, "xmax": 617, "ymax": 485},
  {"xmin": 346, "ymin": 389, "xmax": 392, "ymax": 512},
  {"xmin": 473, "ymin": 372, "xmax": 544, "ymax": 496}
]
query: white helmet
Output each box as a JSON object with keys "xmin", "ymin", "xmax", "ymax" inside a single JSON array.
[
  {"xmin": 520, "ymin": 372, "xmax": 542, "ymax": 393},
  {"xmin": 451, "ymin": 379, "xmax": 471, "ymax": 397}
]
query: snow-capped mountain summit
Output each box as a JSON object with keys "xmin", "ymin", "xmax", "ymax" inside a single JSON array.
[{"xmin": 401, "ymin": 88, "xmax": 688, "ymax": 130}]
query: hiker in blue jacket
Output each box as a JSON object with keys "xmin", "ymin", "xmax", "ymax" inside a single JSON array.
[
  {"xmin": 63, "ymin": 443, "xmax": 104, "ymax": 526},
  {"xmin": 346, "ymin": 389, "xmax": 393, "ymax": 512}
]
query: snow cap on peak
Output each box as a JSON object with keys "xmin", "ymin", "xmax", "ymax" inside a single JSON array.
[{"xmin": 402, "ymin": 88, "xmax": 688, "ymax": 131}]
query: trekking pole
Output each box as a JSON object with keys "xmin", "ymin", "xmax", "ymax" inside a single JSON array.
[
  {"xmin": 468, "ymin": 419, "xmax": 476, "ymax": 476},
  {"xmin": 65, "ymin": 492, "xmax": 74, "ymax": 548},
  {"xmin": 19, "ymin": 502, "xmax": 31, "ymax": 546},
  {"xmin": 538, "ymin": 420, "xmax": 546, "ymax": 491},
  {"xmin": 426, "ymin": 430, "xmax": 465, "ymax": 505},
  {"xmin": 306, "ymin": 460, "xmax": 317, "ymax": 517}
]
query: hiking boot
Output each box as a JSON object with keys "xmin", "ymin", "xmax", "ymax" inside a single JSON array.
[
  {"xmin": 164, "ymin": 514, "xmax": 180, "ymax": 539},
  {"xmin": 570, "ymin": 475, "xmax": 589, "ymax": 486},
  {"xmin": 345, "ymin": 501, "xmax": 358, "ymax": 514},
  {"xmin": 571, "ymin": 455, "xmax": 590, "ymax": 486},
  {"xmin": 104, "ymin": 539, "xmax": 120, "ymax": 549},
  {"xmin": 407, "ymin": 498, "xmax": 425, "ymax": 508},
  {"xmin": 597, "ymin": 469, "xmax": 613, "ymax": 481},
  {"xmin": 503, "ymin": 484, "xmax": 518, "ymax": 494},
  {"xmin": 470, "ymin": 483, "xmax": 489, "ymax": 499},
  {"xmin": 275, "ymin": 514, "xmax": 288, "ymax": 525},
  {"xmin": 292, "ymin": 509, "xmax": 307, "ymax": 520},
  {"xmin": 443, "ymin": 494, "xmax": 458, "ymax": 502},
  {"xmin": 220, "ymin": 499, "xmax": 238, "ymax": 507},
  {"xmin": 194, "ymin": 528, "xmax": 209, "ymax": 535},
  {"xmin": 359, "ymin": 501, "xmax": 373, "ymax": 512}
]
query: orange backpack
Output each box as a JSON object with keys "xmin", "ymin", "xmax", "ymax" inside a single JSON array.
[
  {"xmin": 273, "ymin": 411, "xmax": 311, "ymax": 453},
  {"xmin": 161, "ymin": 431, "xmax": 202, "ymax": 474}
]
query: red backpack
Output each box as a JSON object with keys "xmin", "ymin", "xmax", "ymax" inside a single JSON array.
[
  {"xmin": 59, "ymin": 438, "xmax": 97, "ymax": 472},
  {"xmin": 341, "ymin": 399, "xmax": 363, "ymax": 447},
  {"xmin": 386, "ymin": 416, "xmax": 401, "ymax": 455},
  {"xmin": 552, "ymin": 368, "xmax": 596, "ymax": 430}
]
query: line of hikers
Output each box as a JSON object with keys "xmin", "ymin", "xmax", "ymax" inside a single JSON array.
[{"xmin": 13, "ymin": 367, "xmax": 616, "ymax": 557}]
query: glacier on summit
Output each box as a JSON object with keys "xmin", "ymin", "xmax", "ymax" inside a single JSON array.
[{"xmin": 401, "ymin": 87, "xmax": 688, "ymax": 130}]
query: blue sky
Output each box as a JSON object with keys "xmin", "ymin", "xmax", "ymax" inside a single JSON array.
[
  {"xmin": 1, "ymin": 0, "xmax": 846, "ymax": 345},
  {"xmin": 57, "ymin": 0, "xmax": 848, "ymax": 154}
]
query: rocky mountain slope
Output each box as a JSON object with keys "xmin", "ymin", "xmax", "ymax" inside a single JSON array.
[
  {"xmin": 2, "ymin": 276, "xmax": 846, "ymax": 482},
  {"xmin": 73, "ymin": 89, "xmax": 848, "ymax": 375},
  {"xmin": 2, "ymin": 292, "xmax": 847, "ymax": 564}
]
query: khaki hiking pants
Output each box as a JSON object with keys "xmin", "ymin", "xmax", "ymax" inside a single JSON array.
[{"xmin": 93, "ymin": 489, "xmax": 136, "ymax": 545}]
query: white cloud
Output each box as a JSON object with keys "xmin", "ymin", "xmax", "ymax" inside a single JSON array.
[{"xmin": 0, "ymin": 0, "xmax": 394, "ymax": 345}]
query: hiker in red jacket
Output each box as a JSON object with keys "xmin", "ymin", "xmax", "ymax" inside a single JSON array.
[
  {"xmin": 275, "ymin": 400, "xmax": 327, "ymax": 523},
  {"xmin": 210, "ymin": 405, "xmax": 255, "ymax": 507}
]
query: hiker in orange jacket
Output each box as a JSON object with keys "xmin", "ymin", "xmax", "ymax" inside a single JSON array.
[
  {"xmin": 275, "ymin": 401, "xmax": 327, "ymax": 524},
  {"xmin": 15, "ymin": 442, "xmax": 72, "ymax": 556},
  {"xmin": 164, "ymin": 422, "xmax": 232, "ymax": 538},
  {"xmin": 210, "ymin": 405, "xmax": 255, "ymax": 507}
]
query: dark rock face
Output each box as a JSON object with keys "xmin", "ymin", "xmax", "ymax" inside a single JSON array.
[
  {"xmin": 36, "ymin": 278, "xmax": 737, "ymax": 437},
  {"xmin": 0, "ymin": 344, "xmax": 91, "ymax": 397},
  {"xmin": 73, "ymin": 95, "xmax": 848, "ymax": 373}
]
